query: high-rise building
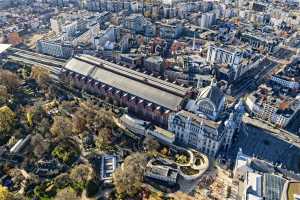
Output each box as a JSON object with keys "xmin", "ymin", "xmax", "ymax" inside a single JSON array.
[
  {"xmin": 123, "ymin": 14, "xmax": 147, "ymax": 34},
  {"xmin": 200, "ymin": 11, "xmax": 216, "ymax": 29},
  {"xmin": 37, "ymin": 40, "xmax": 73, "ymax": 58},
  {"xmin": 0, "ymin": 0, "xmax": 11, "ymax": 9},
  {"xmin": 206, "ymin": 45, "xmax": 243, "ymax": 67},
  {"xmin": 50, "ymin": 17, "xmax": 64, "ymax": 34}
]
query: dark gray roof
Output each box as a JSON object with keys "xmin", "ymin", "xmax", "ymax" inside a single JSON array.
[
  {"xmin": 177, "ymin": 110, "xmax": 222, "ymax": 129},
  {"xmin": 145, "ymin": 56, "xmax": 163, "ymax": 64},
  {"xmin": 175, "ymin": 110, "xmax": 224, "ymax": 140},
  {"xmin": 250, "ymin": 159, "xmax": 275, "ymax": 174},
  {"xmin": 64, "ymin": 55, "xmax": 190, "ymax": 111},
  {"xmin": 198, "ymin": 85, "xmax": 224, "ymax": 108}
]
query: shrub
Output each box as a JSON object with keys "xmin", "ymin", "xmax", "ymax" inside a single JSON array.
[
  {"xmin": 175, "ymin": 154, "xmax": 188, "ymax": 164},
  {"xmin": 34, "ymin": 181, "xmax": 57, "ymax": 199},
  {"xmin": 51, "ymin": 143, "xmax": 79, "ymax": 165}
]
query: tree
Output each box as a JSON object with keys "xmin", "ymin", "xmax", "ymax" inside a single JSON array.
[
  {"xmin": 35, "ymin": 118, "xmax": 51, "ymax": 136},
  {"xmin": 54, "ymin": 173, "xmax": 73, "ymax": 189},
  {"xmin": 0, "ymin": 85, "xmax": 9, "ymax": 105},
  {"xmin": 0, "ymin": 106, "xmax": 16, "ymax": 134},
  {"xmin": 143, "ymin": 136, "xmax": 160, "ymax": 152},
  {"xmin": 50, "ymin": 116, "xmax": 72, "ymax": 137},
  {"xmin": 175, "ymin": 154, "xmax": 188, "ymax": 164},
  {"xmin": 30, "ymin": 134, "xmax": 49, "ymax": 158},
  {"xmin": 0, "ymin": 185, "xmax": 13, "ymax": 200},
  {"xmin": 24, "ymin": 174, "xmax": 39, "ymax": 196},
  {"xmin": 95, "ymin": 128, "xmax": 113, "ymax": 151},
  {"xmin": 51, "ymin": 142, "xmax": 80, "ymax": 165},
  {"xmin": 31, "ymin": 66, "xmax": 52, "ymax": 89},
  {"xmin": 77, "ymin": 101, "xmax": 116, "ymax": 131},
  {"xmin": 70, "ymin": 164, "xmax": 92, "ymax": 187},
  {"xmin": 94, "ymin": 110, "xmax": 116, "ymax": 129},
  {"xmin": 11, "ymin": 193, "xmax": 27, "ymax": 200},
  {"xmin": 113, "ymin": 153, "xmax": 147, "ymax": 198},
  {"xmin": 55, "ymin": 187, "xmax": 80, "ymax": 200},
  {"xmin": 60, "ymin": 101, "xmax": 78, "ymax": 114},
  {"xmin": 147, "ymin": 191, "xmax": 164, "ymax": 200},
  {"xmin": 26, "ymin": 102, "xmax": 47, "ymax": 127},
  {"xmin": 0, "ymin": 70, "xmax": 20, "ymax": 93},
  {"xmin": 72, "ymin": 110, "xmax": 87, "ymax": 134},
  {"xmin": 8, "ymin": 169, "xmax": 25, "ymax": 191},
  {"xmin": 160, "ymin": 147, "xmax": 169, "ymax": 156},
  {"xmin": 33, "ymin": 181, "xmax": 56, "ymax": 199}
]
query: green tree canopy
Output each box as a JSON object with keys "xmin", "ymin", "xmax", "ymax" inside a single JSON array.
[{"xmin": 0, "ymin": 106, "xmax": 16, "ymax": 134}]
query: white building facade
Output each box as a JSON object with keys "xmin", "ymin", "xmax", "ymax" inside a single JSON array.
[
  {"xmin": 206, "ymin": 45, "xmax": 243, "ymax": 67},
  {"xmin": 271, "ymin": 75, "xmax": 299, "ymax": 90},
  {"xmin": 168, "ymin": 109, "xmax": 242, "ymax": 157}
]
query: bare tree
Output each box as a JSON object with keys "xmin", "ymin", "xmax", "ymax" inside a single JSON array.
[
  {"xmin": 72, "ymin": 110, "xmax": 87, "ymax": 134},
  {"xmin": 0, "ymin": 70, "xmax": 20, "ymax": 93},
  {"xmin": 55, "ymin": 187, "xmax": 80, "ymax": 200},
  {"xmin": 54, "ymin": 173, "xmax": 72, "ymax": 189},
  {"xmin": 113, "ymin": 153, "xmax": 147, "ymax": 198},
  {"xmin": 95, "ymin": 128, "xmax": 113, "ymax": 151},
  {"xmin": 143, "ymin": 136, "xmax": 160, "ymax": 152},
  {"xmin": 50, "ymin": 116, "xmax": 72, "ymax": 137},
  {"xmin": 70, "ymin": 164, "xmax": 93, "ymax": 186},
  {"xmin": 0, "ymin": 85, "xmax": 9, "ymax": 105},
  {"xmin": 31, "ymin": 66, "xmax": 52, "ymax": 89},
  {"xmin": 30, "ymin": 134, "xmax": 49, "ymax": 158}
]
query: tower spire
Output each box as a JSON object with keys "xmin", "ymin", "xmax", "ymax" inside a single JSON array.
[{"xmin": 192, "ymin": 32, "xmax": 196, "ymax": 51}]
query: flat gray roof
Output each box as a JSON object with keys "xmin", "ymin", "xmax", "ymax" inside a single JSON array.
[
  {"xmin": 0, "ymin": 44, "xmax": 11, "ymax": 54},
  {"xmin": 64, "ymin": 55, "xmax": 190, "ymax": 111}
]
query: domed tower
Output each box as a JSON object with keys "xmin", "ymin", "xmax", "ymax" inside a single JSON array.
[{"xmin": 194, "ymin": 78, "xmax": 225, "ymax": 121}]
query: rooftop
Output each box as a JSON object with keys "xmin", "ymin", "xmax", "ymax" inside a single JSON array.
[
  {"xmin": 287, "ymin": 182, "xmax": 300, "ymax": 200},
  {"xmin": 64, "ymin": 54, "xmax": 190, "ymax": 111},
  {"xmin": 146, "ymin": 164, "xmax": 178, "ymax": 180},
  {"xmin": 197, "ymin": 84, "xmax": 225, "ymax": 109},
  {"xmin": 177, "ymin": 110, "xmax": 222, "ymax": 129},
  {"xmin": 152, "ymin": 126, "xmax": 174, "ymax": 139},
  {"xmin": 0, "ymin": 43, "xmax": 11, "ymax": 54}
]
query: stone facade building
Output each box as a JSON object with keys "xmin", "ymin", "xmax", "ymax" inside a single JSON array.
[
  {"xmin": 168, "ymin": 100, "xmax": 244, "ymax": 157},
  {"xmin": 61, "ymin": 54, "xmax": 190, "ymax": 126}
]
